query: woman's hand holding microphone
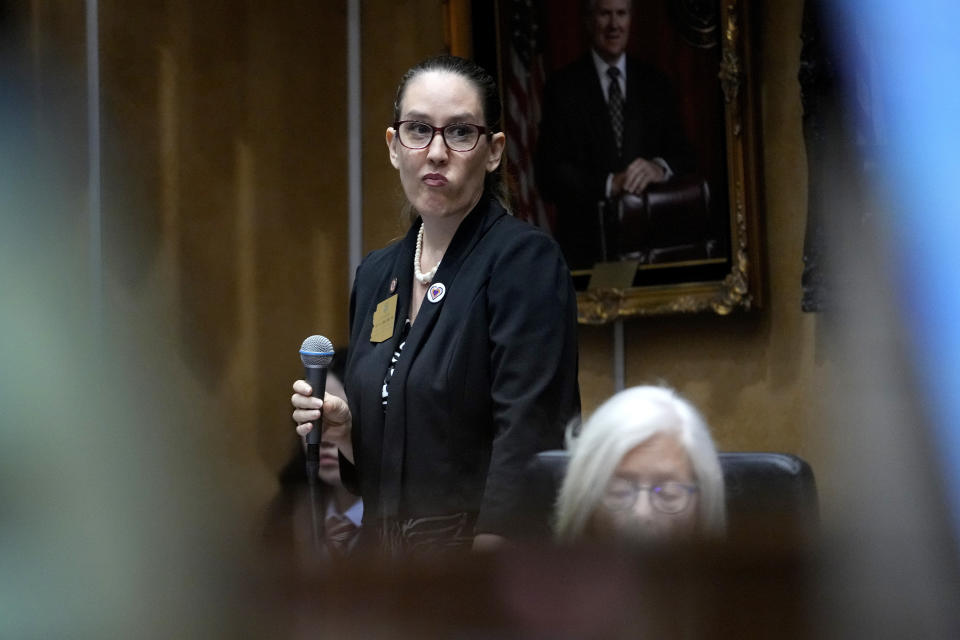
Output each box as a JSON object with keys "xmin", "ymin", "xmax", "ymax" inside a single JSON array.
[{"xmin": 292, "ymin": 379, "xmax": 354, "ymax": 464}]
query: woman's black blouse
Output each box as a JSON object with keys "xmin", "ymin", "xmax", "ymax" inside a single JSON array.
[{"xmin": 340, "ymin": 196, "xmax": 580, "ymax": 537}]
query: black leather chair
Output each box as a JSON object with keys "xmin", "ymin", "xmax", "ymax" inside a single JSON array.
[
  {"xmin": 517, "ymin": 450, "xmax": 819, "ymax": 541},
  {"xmin": 612, "ymin": 174, "xmax": 719, "ymax": 264},
  {"xmin": 720, "ymin": 452, "xmax": 819, "ymax": 540}
]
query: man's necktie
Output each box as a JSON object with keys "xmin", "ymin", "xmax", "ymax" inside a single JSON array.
[
  {"xmin": 607, "ymin": 66, "xmax": 624, "ymax": 153},
  {"xmin": 325, "ymin": 512, "xmax": 358, "ymax": 557}
]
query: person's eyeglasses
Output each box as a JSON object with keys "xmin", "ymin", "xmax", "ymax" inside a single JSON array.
[
  {"xmin": 601, "ymin": 479, "xmax": 699, "ymax": 514},
  {"xmin": 393, "ymin": 120, "xmax": 490, "ymax": 152}
]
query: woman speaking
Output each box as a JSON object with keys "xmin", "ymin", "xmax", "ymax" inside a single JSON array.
[{"xmin": 292, "ymin": 55, "xmax": 579, "ymax": 554}]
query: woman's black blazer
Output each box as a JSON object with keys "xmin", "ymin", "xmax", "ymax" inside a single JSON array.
[{"xmin": 340, "ymin": 196, "xmax": 580, "ymax": 536}]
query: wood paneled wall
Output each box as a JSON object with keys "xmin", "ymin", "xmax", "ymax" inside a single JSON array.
[{"xmin": 88, "ymin": 2, "xmax": 351, "ymax": 508}]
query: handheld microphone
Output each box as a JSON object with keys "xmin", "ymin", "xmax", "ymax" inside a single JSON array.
[
  {"xmin": 299, "ymin": 335, "xmax": 334, "ymax": 551},
  {"xmin": 299, "ymin": 335, "xmax": 335, "ymax": 465}
]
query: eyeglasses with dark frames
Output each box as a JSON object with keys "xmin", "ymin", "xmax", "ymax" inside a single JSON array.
[{"xmin": 393, "ymin": 120, "xmax": 490, "ymax": 152}]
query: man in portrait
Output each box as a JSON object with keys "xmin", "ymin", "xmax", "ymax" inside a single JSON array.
[{"xmin": 535, "ymin": 0, "xmax": 694, "ymax": 270}]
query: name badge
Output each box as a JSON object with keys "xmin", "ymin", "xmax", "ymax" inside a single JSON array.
[{"xmin": 370, "ymin": 294, "xmax": 397, "ymax": 343}]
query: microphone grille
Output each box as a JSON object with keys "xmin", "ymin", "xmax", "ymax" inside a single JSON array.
[{"xmin": 300, "ymin": 335, "xmax": 334, "ymax": 367}]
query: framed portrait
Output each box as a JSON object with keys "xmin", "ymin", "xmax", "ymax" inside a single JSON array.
[{"xmin": 446, "ymin": 0, "xmax": 763, "ymax": 322}]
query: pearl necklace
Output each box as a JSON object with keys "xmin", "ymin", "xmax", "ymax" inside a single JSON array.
[{"xmin": 414, "ymin": 223, "xmax": 442, "ymax": 285}]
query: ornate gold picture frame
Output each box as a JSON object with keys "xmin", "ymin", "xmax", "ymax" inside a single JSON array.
[{"xmin": 446, "ymin": 0, "xmax": 763, "ymax": 323}]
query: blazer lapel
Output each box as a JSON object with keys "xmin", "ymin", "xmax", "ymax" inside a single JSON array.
[
  {"xmin": 355, "ymin": 226, "xmax": 417, "ymax": 521},
  {"xmin": 369, "ymin": 223, "xmax": 417, "ymax": 384}
]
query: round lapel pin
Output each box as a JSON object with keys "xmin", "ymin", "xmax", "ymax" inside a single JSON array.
[
  {"xmin": 389, "ymin": 277, "xmax": 397, "ymax": 293},
  {"xmin": 427, "ymin": 282, "xmax": 446, "ymax": 304}
]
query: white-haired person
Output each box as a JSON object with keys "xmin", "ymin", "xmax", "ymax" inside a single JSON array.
[{"xmin": 555, "ymin": 386, "xmax": 725, "ymax": 543}]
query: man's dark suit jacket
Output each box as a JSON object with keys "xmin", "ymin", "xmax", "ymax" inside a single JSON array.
[
  {"xmin": 535, "ymin": 53, "xmax": 693, "ymax": 269},
  {"xmin": 340, "ymin": 195, "xmax": 580, "ymax": 537}
]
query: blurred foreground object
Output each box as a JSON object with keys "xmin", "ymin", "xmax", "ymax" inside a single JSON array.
[
  {"xmin": 257, "ymin": 542, "xmax": 813, "ymax": 639},
  {"xmin": 0, "ymin": 27, "xmax": 255, "ymax": 638},
  {"xmin": 803, "ymin": 1, "xmax": 960, "ymax": 637}
]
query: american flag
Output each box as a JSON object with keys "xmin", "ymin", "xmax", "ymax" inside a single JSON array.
[{"xmin": 505, "ymin": 0, "xmax": 552, "ymax": 231}]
